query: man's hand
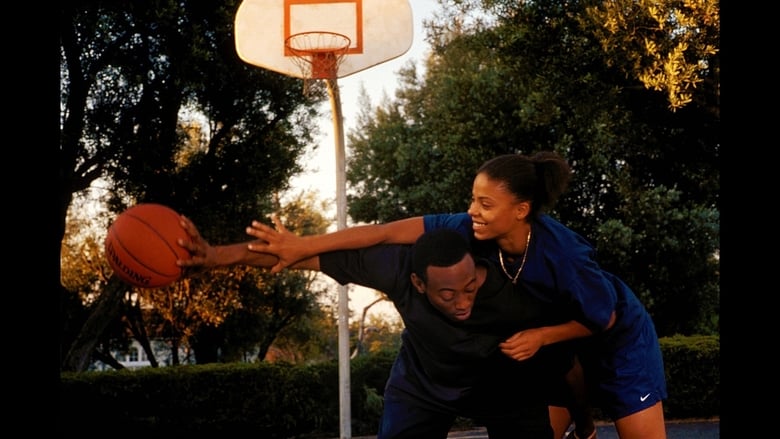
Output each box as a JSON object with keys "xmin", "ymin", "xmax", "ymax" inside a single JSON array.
[{"xmin": 176, "ymin": 214, "xmax": 219, "ymax": 269}]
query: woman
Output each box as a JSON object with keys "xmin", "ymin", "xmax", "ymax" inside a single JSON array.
[{"xmin": 183, "ymin": 151, "xmax": 668, "ymax": 439}]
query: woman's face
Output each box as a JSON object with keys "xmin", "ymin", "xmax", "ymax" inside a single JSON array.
[{"xmin": 467, "ymin": 173, "xmax": 526, "ymax": 241}]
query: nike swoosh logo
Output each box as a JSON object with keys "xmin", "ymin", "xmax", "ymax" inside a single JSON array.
[{"xmin": 640, "ymin": 393, "xmax": 651, "ymax": 402}]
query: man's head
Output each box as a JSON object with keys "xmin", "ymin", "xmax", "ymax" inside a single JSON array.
[{"xmin": 410, "ymin": 229, "xmax": 478, "ymax": 322}]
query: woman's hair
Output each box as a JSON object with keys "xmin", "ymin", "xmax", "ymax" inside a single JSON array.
[
  {"xmin": 476, "ymin": 151, "xmax": 572, "ymax": 217},
  {"xmin": 411, "ymin": 228, "xmax": 472, "ymax": 283}
]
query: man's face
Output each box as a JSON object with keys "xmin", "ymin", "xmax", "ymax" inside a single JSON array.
[{"xmin": 411, "ymin": 253, "xmax": 478, "ymax": 322}]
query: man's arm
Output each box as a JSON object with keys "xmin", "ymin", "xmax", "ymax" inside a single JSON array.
[{"xmin": 244, "ymin": 214, "xmax": 424, "ymax": 273}]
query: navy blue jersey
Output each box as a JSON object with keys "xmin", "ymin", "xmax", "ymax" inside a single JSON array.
[
  {"xmin": 423, "ymin": 213, "xmax": 668, "ymax": 420},
  {"xmin": 319, "ymin": 244, "xmax": 573, "ymax": 417}
]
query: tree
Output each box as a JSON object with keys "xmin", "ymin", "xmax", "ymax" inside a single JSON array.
[
  {"xmin": 351, "ymin": 300, "xmax": 402, "ymax": 358},
  {"xmin": 60, "ymin": 200, "xmax": 136, "ymax": 371},
  {"xmin": 62, "ymin": 179, "xmax": 341, "ymax": 368},
  {"xmin": 343, "ymin": 0, "xmax": 719, "ymax": 336},
  {"xmin": 198, "ymin": 193, "xmax": 336, "ymax": 363},
  {"xmin": 133, "ymin": 193, "xmax": 335, "ymax": 366},
  {"xmin": 60, "ymin": 0, "xmax": 327, "ymax": 371},
  {"xmin": 581, "ymin": 0, "xmax": 719, "ymax": 112}
]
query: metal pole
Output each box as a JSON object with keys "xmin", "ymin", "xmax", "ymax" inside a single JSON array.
[{"xmin": 326, "ymin": 77, "xmax": 351, "ymax": 439}]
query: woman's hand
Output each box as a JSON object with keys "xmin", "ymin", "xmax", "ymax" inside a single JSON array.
[
  {"xmin": 499, "ymin": 328, "xmax": 546, "ymax": 361},
  {"xmin": 245, "ymin": 214, "xmax": 310, "ymax": 274}
]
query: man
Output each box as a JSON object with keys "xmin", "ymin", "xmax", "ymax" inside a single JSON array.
[{"xmin": 178, "ymin": 218, "xmax": 574, "ymax": 438}]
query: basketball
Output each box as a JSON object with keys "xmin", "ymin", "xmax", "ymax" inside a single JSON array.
[{"xmin": 105, "ymin": 203, "xmax": 190, "ymax": 288}]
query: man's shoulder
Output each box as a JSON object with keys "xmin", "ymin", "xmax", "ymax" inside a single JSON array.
[{"xmin": 319, "ymin": 244, "xmax": 413, "ymax": 288}]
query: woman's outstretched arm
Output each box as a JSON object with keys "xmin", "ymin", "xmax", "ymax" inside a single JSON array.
[{"xmin": 245, "ymin": 214, "xmax": 425, "ymax": 273}]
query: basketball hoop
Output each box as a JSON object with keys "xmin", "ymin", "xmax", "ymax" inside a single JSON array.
[{"xmin": 285, "ymin": 31, "xmax": 351, "ymax": 95}]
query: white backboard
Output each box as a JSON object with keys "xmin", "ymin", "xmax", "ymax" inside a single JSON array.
[{"xmin": 235, "ymin": 0, "xmax": 414, "ymax": 79}]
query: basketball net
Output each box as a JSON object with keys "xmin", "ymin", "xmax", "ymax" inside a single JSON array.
[{"xmin": 285, "ymin": 31, "xmax": 351, "ymax": 96}]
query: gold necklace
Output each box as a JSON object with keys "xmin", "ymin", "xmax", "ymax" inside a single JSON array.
[{"xmin": 498, "ymin": 226, "xmax": 532, "ymax": 284}]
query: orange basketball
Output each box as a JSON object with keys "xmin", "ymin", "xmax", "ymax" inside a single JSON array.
[{"xmin": 105, "ymin": 203, "xmax": 190, "ymax": 288}]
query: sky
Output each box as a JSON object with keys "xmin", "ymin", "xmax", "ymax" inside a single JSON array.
[{"xmin": 285, "ymin": 0, "xmax": 439, "ymax": 323}]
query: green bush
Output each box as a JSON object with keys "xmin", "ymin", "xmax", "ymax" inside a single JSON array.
[
  {"xmin": 659, "ymin": 335, "xmax": 719, "ymax": 418},
  {"xmin": 59, "ymin": 336, "xmax": 718, "ymax": 435}
]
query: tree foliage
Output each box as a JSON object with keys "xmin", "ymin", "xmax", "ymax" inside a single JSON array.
[
  {"xmin": 177, "ymin": 193, "xmax": 336, "ymax": 364},
  {"xmin": 60, "ymin": 201, "xmax": 133, "ymax": 370},
  {"xmin": 62, "ymin": 187, "xmax": 337, "ymax": 369},
  {"xmin": 59, "ymin": 0, "xmax": 720, "ymax": 373},
  {"xmin": 344, "ymin": 0, "xmax": 719, "ymax": 336},
  {"xmin": 582, "ymin": 0, "xmax": 720, "ymax": 112},
  {"xmin": 60, "ymin": 0, "xmax": 329, "ymax": 371}
]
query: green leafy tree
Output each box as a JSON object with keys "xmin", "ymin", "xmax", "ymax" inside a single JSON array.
[
  {"xmin": 135, "ymin": 192, "xmax": 335, "ymax": 364},
  {"xmin": 267, "ymin": 301, "xmax": 339, "ymax": 363},
  {"xmin": 60, "ymin": 0, "xmax": 327, "ymax": 371},
  {"xmin": 351, "ymin": 309, "xmax": 403, "ymax": 358},
  {"xmin": 581, "ymin": 0, "xmax": 719, "ymax": 112},
  {"xmin": 344, "ymin": 0, "xmax": 718, "ymax": 336},
  {"xmin": 62, "ymin": 188, "xmax": 338, "ymax": 370},
  {"xmin": 60, "ymin": 199, "xmax": 133, "ymax": 370}
]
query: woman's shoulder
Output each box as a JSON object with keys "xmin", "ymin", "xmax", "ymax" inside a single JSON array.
[
  {"xmin": 536, "ymin": 215, "xmax": 588, "ymax": 243},
  {"xmin": 423, "ymin": 212, "xmax": 471, "ymax": 234},
  {"xmin": 534, "ymin": 215, "xmax": 595, "ymax": 261}
]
